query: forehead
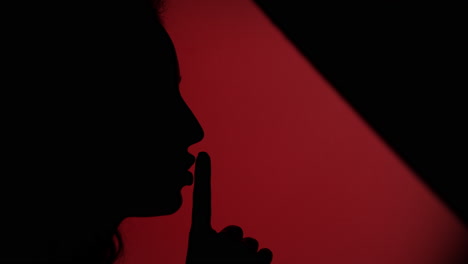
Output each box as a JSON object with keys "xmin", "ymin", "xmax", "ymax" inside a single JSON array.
[
  {"xmin": 149, "ymin": 23, "xmax": 180, "ymax": 79},
  {"xmin": 54, "ymin": 16, "xmax": 181, "ymax": 109},
  {"xmin": 9, "ymin": 4, "xmax": 181, "ymax": 119},
  {"xmin": 85, "ymin": 17, "xmax": 181, "ymax": 97},
  {"xmin": 114, "ymin": 19, "xmax": 180, "ymax": 79}
]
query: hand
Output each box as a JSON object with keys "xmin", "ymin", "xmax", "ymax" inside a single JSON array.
[{"xmin": 186, "ymin": 152, "xmax": 273, "ymax": 264}]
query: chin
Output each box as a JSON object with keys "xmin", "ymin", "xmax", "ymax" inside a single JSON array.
[{"xmin": 156, "ymin": 194, "xmax": 183, "ymax": 216}]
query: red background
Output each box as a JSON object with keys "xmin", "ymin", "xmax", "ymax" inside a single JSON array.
[{"xmin": 118, "ymin": 1, "xmax": 468, "ymax": 263}]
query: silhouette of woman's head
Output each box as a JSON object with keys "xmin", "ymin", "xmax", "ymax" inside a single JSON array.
[{"xmin": 3, "ymin": 0, "xmax": 203, "ymax": 262}]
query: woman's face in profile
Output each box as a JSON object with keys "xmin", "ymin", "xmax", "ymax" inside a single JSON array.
[
  {"xmin": 17, "ymin": 9, "xmax": 202, "ymax": 219},
  {"xmin": 76, "ymin": 18, "xmax": 204, "ymax": 218}
]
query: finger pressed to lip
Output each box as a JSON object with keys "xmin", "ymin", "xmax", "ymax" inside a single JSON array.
[{"xmin": 191, "ymin": 151, "xmax": 212, "ymax": 231}]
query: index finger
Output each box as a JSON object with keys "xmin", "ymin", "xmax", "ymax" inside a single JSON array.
[{"xmin": 191, "ymin": 151, "xmax": 212, "ymax": 231}]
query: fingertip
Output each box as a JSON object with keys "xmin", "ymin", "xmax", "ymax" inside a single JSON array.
[
  {"xmin": 195, "ymin": 152, "xmax": 210, "ymax": 173},
  {"xmin": 197, "ymin": 151, "xmax": 209, "ymax": 159},
  {"xmin": 194, "ymin": 152, "xmax": 211, "ymax": 177}
]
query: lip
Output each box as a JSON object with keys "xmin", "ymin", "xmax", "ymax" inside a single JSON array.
[
  {"xmin": 184, "ymin": 170, "xmax": 194, "ymax": 186},
  {"xmin": 174, "ymin": 153, "xmax": 195, "ymax": 186},
  {"xmin": 184, "ymin": 154, "xmax": 196, "ymax": 170}
]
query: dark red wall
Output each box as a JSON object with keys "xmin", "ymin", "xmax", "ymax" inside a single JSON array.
[{"xmin": 118, "ymin": 1, "xmax": 468, "ymax": 263}]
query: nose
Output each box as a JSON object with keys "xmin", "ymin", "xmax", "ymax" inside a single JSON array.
[{"xmin": 182, "ymin": 99, "xmax": 204, "ymax": 148}]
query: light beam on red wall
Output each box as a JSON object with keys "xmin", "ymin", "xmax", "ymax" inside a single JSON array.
[{"xmin": 119, "ymin": 1, "xmax": 468, "ymax": 264}]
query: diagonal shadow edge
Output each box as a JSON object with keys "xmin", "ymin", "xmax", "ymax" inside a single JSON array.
[{"xmin": 252, "ymin": 1, "xmax": 467, "ymax": 227}]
